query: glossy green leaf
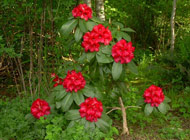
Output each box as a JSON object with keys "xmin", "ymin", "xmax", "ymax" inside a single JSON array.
[
  {"xmin": 112, "ymin": 21, "xmax": 124, "ymax": 28},
  {"xmin": 121, "ymin": 27, "xmax": 136, "ymax": 32},
  {"xmin": 65, "ymin": 110, "xmax": 81, "ymax": 120},
  {"xmin": 85, "ymin": 121, "xmax": 95, "ymax": 130},
  {"xmin": 112, "ymin": 62, "xmax": 123, "ymax": 80},
  {"xmin": 79, "ymin": 19, "xmax": 88, "ymax": 33},
  {"xmin": 101, "ymin": 46, "xmax": 112, "ymax": 55},
  {"xmin": 60, "ymin": 19, "xmax": 78, "ymax": 37},
  {"xmin": 67, "ymin": 121, "xmax": 76, "ymax": 128},
  {"xmin": 163, "ymin": 96, "xmax": 171, "ymax": 103},
  {"xmin": 96, "ymin": 52, "xmax": 113, "ymax": 63},
  {"xmin": 127, "ymin": 60, "xmax": 138, "ymax": 75},
  {"xmin": 87, "ymin": 52, "xmax": 96, "ymax": 62},
  {"xmin": 55, "ymin": 89, "xmax": 67, "ymax": 100},
  {"xmin": 61, "ymin": 94, "xmax": 73, "ymax": 112},
  {"xmin": 78, "ymin": 52, "xmax": 87, "ymax": 63},
  {"xmin": 73, "ymin": 91, "xmax": 85, "ymax": 105},
  {"xmin": 56, "ymin": 101, "xmax": 62, "ymax": 109},
  {"xmin": 120, "ymin": 31, "xmax": 131, "ymax": 42},
  {"xmin": 144, "ymin": 104, "xmax": 154, "ymax": 115},
  {"xmin": 86, "ymin": 21, "xmax": 97, "ymax": 31},
  {"xmin": 158, "ymin": 103, "xmax": 167, "ymax": 114},
  {"xmin": 95, "ymin": 118, "xmax": 110, "ymax": 132},
  {"xmin": 83, "ymin": 85, "xmax": 95, "ymax": 97},
  {"xmin": 91, "ymin": 17, "xmax": 104, "ymax": 23},
  {"xmin": 74, "ymin": 27, "xmax": 83, "ymax": 42}
]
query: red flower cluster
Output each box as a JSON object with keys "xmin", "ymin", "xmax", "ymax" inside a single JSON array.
[
  {"xmin": 112, "ymin": 39, "xmax": 135, "ymax": 64},
  {"xmin": 143, "ymin": 85, "xmax": 165, "ymax": 107},
  {"xmin": 63, "ymin": 70, "xmax": 86, "ymax": 92},
  {"xmin": 51, "ymin": 73, "xmax": 63, "ymax": 87},
  {"xmin": 79, "ymin": 97, "xmax": 103, "ymax": 122},
  {"xmin": 31, "ymin": 99, "xmax": 51, "ymax": 119},
  {"xmin": 72, "ymin": 4, "xmax": 92, "ymax": 21},
  {"xmin": 82, "ymin": 24, "xmax": 112, "ymax": 52}
]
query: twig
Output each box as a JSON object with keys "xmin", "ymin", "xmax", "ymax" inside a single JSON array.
[
  {"xmin": 125, "ymin": 106, "xmax": 141, "ymax": 109},
  {"xmin": 119, "ymin": 97, "xmax": 129, "ymax": 136},
  {"xmin": 106, "ymin": 107, "xmax": 121, "ymax": 114}
]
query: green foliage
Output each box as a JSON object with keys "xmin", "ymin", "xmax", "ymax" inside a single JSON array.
[{"xmin": 61, "ymin": 123, "xmax": 118, "ymax": 140}]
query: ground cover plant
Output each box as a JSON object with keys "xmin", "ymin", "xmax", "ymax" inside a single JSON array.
[{"xmin": 0, "ymin": 0, "xmax": 190, "ymax": 140}]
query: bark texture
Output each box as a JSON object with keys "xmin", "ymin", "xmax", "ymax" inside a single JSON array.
[
  {"xmin": 95, "ymin": 0, "xmax": 105, "ymax": 21},
  {"xmin": 170, "ymin": 0, "xmax": 177, "ymax": 52}
]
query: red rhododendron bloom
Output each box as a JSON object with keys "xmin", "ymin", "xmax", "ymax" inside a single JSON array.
[
  {"xmin": 82, "ymin": 32, "xmax": 100, "ymax": 52},
  {"xmin": 31, "ymin": 99, "xmax": 51, "ymax": 119},
  {"xmin": 92, "ymin": 24, "xmax": 112, "ymax": 45},
  {"xmin": 63, "ymin": 70, "xmax": 86, "ymax": 92},
  {"xmin": 143, "ymin": 85, "xmax": 165, "ymax": 107},
  {"xmin": 52, "ymin": 74, "xmax": 63, "ymax": 87},
  {"xmin": 112, "ymin": 39, "xmax": 135, "ymax": 64},
  {"xmin": 72, "ymin": 4, "xmax": 92, "ymax": 21},
  {"xmin": 81, "ymin": 24, "xmax": 112, "ymax": 52},
  {"xmin": 79, "ymin": 97, "xmax": 103, "ymax": 122}
]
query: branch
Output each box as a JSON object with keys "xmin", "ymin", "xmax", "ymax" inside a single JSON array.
[{"xmin": 106, "ymin": 107, "xmax": 121, "ymax": 114}]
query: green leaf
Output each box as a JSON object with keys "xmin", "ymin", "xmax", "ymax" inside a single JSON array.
[
  {"xmin": 60, "ymin": 19, "xmax": 78, "ymax": 37},
  {"xmin": 74, "ymin": 27, "xmax": 83, "ymax": 42},
  {"xmin": 101, "ymin": 46, "xmax": 112, "ymax": 55},
  {"xmin": 85, "ymin": 121, "xmax": 95, "ymax": 130},
  {"xmin": 73, "ymin": 91, "xmax": 85, "ymax": 105},
  {"xmin": 61, "ymin": 94, "xmax": 73, "ymax": 112},
  {"xmin": 158, "ymin": 103, "xmax": 167, "ymax": 114},
  {"xmin": 96, "ymin": 52, "xmax": 113, "ymax": 64},
  {"xmin": 56, "ymin": 101, "xmax": 62, "ymax": 109},
  {"xmin": 101, "ymin": 113, "xmax": 112, "ymax": 123},
  {"xmin": 163, "ymin": 96, "xmax": 171, "ymax": 103},
  {"xmin": 87, "ymin": 52, "xmax": 96, "ymax": 62},
  {"xmin": 112, "ymin": 62, "xmax": 123, "ymax": 80},
  {"xmin": 95, "ymin": 118, "xmax": 110, "ymax": 132},
  {"xmin": 121, "ymin": 28, "xmax": 136, "ymax": 32},
  {"xmin": 91, "ymin": 17, "xmax": 104, "ymax": 23},
  {"xmin": 83, "ymin": 85, "xmax": 95, "ymax": 97},
  {"xmin": 112, "ymin": 21, "xmax": 124, "ymax": 28},
  {"xmin": 78, "ymin": 52, "xmax": 87, "ymax": 63},
  {"xmin": 144, "ymin": 104, "xmax": 154, "ymax": 115},
  {"xmin": 119, "ymin": 31, "xmax": 131, "ymax": 42},
  {"xmin": 55, "ymin": 89, "xmax": 67, "ymax": 100},
  {"xmin": 67, "ymin": 121, "xmax": 76, "ymax": 128},
  {"xmin": 79, "ymin": 19, "xmax": 88, "ymax": 33},
  {"xmin": 127, "ymin": 60, "xmax": 138, "ymax": 74},
  {"xmin": 65, "ymin": 110, "xmax": 81, "ymax": 120},
  {"xmin": 86, "ymin": 21, "xmax": 97, "ymax": 31}
]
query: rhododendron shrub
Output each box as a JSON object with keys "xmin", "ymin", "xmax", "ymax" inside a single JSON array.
[
  {"xmin": 55, "ymin": 3, "xmax": 171, "ymax": 134},
  {"xmin": 79, "ymin": 97, "xmax": 103, "ymax": 122},
  {"xmin": 31, "ymin": 99, "xmax": 51, "ymax": 119}
]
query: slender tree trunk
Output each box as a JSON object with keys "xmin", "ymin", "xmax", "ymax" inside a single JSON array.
[
  {"xmin": 84, "ymin": 0, "xmax": 92, "ymax": 7},
  {"xmin": 170, "ymin": 0, "xmax": 177, "ymax": 52},
  {"xmin": 95, "ymin": 0, "xmax": 105, "ymax": 21},
  {"xmin": 38, "ymin": 1, "xmax": 45, "ymax": 97}
]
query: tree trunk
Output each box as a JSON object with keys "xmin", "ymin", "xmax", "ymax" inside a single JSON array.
[
  {"xmin": 84, "ymin": 0, "xmax": 91, "ymax": 7},
  {"xmin": 95, "ymin": 0, "xmax": 105, "ymax": 21},
  {"xmin": 170, "ymin": 0, "xmax": 177, "ymax": 52}
]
